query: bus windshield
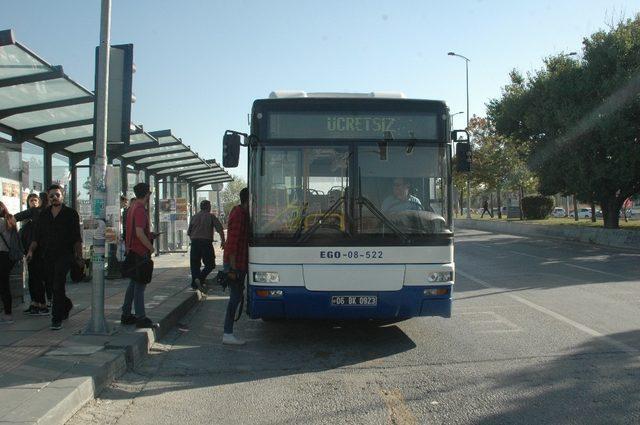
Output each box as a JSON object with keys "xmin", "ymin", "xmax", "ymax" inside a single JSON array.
[{"xmin": 252, "ymin": 142, "xmax": 451, "ymax": 244}]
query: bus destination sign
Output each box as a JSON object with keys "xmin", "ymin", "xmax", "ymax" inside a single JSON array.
[{"xmin": 268, "ymin": 112, "xmax": 438, "ymax": 140}]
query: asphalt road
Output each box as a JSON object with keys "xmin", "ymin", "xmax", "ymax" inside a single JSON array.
[{"xmin": 68, "ymin": 229, "xmax": 640, "ymax": 425}]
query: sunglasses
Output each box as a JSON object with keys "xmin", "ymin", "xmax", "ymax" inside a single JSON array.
[{"xmin": 49, "ymin": 193, "xmax": 62, "ymax": 199}]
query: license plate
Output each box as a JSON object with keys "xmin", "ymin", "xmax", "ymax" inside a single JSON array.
[{"xmin": 331, "ymin": 295, "xmax": 377, "ymax": 306}]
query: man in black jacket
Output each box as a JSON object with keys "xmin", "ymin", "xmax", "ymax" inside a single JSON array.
[{"xmin": 26, "ymin": 185, "xmax": 82, "ymax": 330}]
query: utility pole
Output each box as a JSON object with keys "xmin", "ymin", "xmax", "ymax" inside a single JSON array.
[
  {"xmin": 86, "ymin": 0, "xmax": 111, "ymax": 334},
  {"xmin": 448, "ymin": 51, "xmax": 471, "ymax": 218}
]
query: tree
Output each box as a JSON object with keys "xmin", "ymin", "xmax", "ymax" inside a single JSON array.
[
  {"xmin": 488, "ymin": 16, "xmax": 640, "ymax": 228},
  {"xmin": 220, "ymin": 176, "xmax": 247, "ymax": 215},
  {"xmin": 466, "ymin": 116, "xmax": 535, "ymax": 218}
]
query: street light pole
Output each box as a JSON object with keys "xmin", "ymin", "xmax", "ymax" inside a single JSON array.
[
  {"xmin": 448, "ymin": 51, "xmax": 471, "ymax": 219},
  {"xmin": 85, "ymin": 0, "xmax": 111, "ymax": 334}
]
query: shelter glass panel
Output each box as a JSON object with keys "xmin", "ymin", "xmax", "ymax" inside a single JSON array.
[
  {"xmin": 0, "ymin": 142, "xmax": 22, "ymax": 214},
  {"xmin": 0, "ymin": 104, "xmax": 93, "ymax": 130},
  {"xmin": 22, "ymin": 142, "xmax": 44, "ymax": 193},
  {"xmin": 0, "ymin": 45, "xmax": 48, "ymax": 79},
  {"xmin": 39, "ymin": 124, "xmax": 93, "ymax": 143},
  {"xmin": 52, "ymin": 153, "xmax": 71, "ymax": 204},
  {"xmin": 0, "ymin": 78, "xmax": 87, "ymax": 109}
]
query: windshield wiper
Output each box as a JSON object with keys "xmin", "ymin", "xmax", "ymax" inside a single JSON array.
[
  {"xmin": 356, "ymin": 195, "xmax": 411, "ymax": 243},
  {"xmin": 296, "ymin": 196, "xmax": 345, "ymax": 243},
  {"xmin": 292, "ymin": 202, "xmax": 309, "ymax": 240}
]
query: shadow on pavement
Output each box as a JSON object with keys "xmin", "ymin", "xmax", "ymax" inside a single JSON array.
[
  {"xmin": 477, "ymin": 330, "xmax": 640, "ymax": 424},
  {"xmin": 100, "ymin": 295, "xmax": 417, "ymax": 400}
]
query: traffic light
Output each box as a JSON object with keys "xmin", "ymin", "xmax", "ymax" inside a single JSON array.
[{"xmin": 456, "ymin": 142, "xmax": 471, "ymax": 172}]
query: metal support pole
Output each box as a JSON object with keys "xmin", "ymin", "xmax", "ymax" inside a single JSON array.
[
  {"xmin": 43, "ymin": 145, "xmax": 52, "ymax": 189},
  {"xmin": 85, "ymin": 0, "xmax": 111, "ymax": 334},
  {"xmin": 216, "ymin": 188, "xmax": 222, "ymax": 219},
  {"xmin": 464, "ymin": 58, "xmax": 471, "ymax": 219},
  {"xmin": 154, "ymin": 177, "xmax": 160, "ymax": 256},
  {"xmin": 120, "ymin": 159, "xmax": 128, "ymax": 196}
]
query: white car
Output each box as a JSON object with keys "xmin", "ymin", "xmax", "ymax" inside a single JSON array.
[
  {"xmin": 551, "ymin": 207, "xmax": 566, "ymax": 218},
  {"xmin": 572, "ymin": 208, "xmax": 592, "ymax": 219}
]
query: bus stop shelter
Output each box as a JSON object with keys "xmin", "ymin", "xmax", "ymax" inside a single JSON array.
[{"xmin": 0, "ymin": 29, "xmax": 232, "ymax": 304}]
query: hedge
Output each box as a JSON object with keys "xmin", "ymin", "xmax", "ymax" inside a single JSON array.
[{"xmin": 522, "ymin": 196, "xmax": 554, "ymax": 219}]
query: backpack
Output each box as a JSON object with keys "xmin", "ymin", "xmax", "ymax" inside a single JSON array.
[{"xmin": 0, "ymin": 227, "xmax": 24, "ymax": 264}]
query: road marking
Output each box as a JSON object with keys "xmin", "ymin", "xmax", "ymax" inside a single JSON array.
[
  {"xmin": 459, "ymin": 311, "xmax": 522, "ymax": 333},
  {"xmin": 457, "ymin": 269, "xmax": 639, "ymax": 354},
  {"xmin": 378, "ymin": 388, "xmax": 418, "ymax": 425},
  {"xmin": 505, "ymin": 249, "xmax": 631, "ymax": 279}
]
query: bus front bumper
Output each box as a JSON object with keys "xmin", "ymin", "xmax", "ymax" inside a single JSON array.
[{"xmin": 248, "ymin": 285, "xmax": 452, "ymax": 320}]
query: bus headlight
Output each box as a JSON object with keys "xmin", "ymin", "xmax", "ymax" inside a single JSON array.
[
  {"xmin": 427, "ymin": 272, "xmax": 452, "ymax": 283},
  {"xmin": 253, "ymin": 272, "xmax": 280, "ymax": 283}
]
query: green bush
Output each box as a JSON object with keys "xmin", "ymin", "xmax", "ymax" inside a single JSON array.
[{"xmin": 522, "ymin": 196, "xmax": 554, "ymax": 219}]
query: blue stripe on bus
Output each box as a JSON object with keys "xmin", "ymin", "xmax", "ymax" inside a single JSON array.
[{"xmin": 248, "ymin": 285, "xmax": 452, "ymax": 320}]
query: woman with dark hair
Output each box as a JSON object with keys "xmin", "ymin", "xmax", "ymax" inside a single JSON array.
[
  {"xmin": 15, "ymin": 194, "xmax": 48, "ymax": 315},
  {"xmin": 38, "ymin": 192, "xmax": 49, "ymax": 209},
  {"xmin": 0, "ymin": 201, "xmax": 18, "ymax": 324}
]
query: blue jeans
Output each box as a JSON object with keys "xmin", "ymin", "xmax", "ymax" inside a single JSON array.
[
  {"xmin": 190, "ymin": 239, "xmax": 215, "ymax": 285},
  {"xmin": 223, "ymin": 270, "xmax": 246, "ymax": 334},
  {"xmin": 122, "ymin": 279, "xmax": 146, "ymax": 318}
]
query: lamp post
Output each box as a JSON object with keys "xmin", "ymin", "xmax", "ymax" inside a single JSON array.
[{"xmin": 448, "ymin": 51, "xmax": 471, "ymax": 219}]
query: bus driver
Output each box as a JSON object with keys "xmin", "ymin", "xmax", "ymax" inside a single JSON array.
[{"xmin": 381, "ymin": 177, "xmax": 424, "ymax": 213}]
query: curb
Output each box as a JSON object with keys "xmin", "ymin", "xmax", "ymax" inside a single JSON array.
[
  {"xmin": 456, "ymin": 219, "xmax": 640, "ymax": 251},
  {"xmin": 0, "ymin": 289, "xmax": 200, "ymax": 425}
]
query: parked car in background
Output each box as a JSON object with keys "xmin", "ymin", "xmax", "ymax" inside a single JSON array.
[
  {"xmin": 571, "ymin": 208, "xmax": 592, "ymax": 219},
  {"xmin": 551, "ymin": 207, "xmax": 566, "ymax": 218}
]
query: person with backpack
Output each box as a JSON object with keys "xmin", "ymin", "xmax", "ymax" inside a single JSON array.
[
  {"xmin": 0, "ymin": 201, "xmax": 22, "ymax": 324},
  {"xmin": 188, "ymin": 200, "xmax": 225, "ymax": 291},
  {"xmin": 15, "ymin": 194, "xmax": 48, "ymax": 316}
]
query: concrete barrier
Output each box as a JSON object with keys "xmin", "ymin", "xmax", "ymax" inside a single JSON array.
[{"xmin": 455, "ymin": 219, "xmax": 640, "ymax": 251}]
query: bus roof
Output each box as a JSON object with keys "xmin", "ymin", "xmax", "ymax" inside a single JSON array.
[{"xmin": 269, "ymin": 91, "xmax": 406, "ymax": 99}]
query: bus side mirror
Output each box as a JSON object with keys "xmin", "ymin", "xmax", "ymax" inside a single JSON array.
[
  {"xmin": 222, "ymin": 132, "xmax": 241, "ymax": 168},
  {"xmin": 456, "ymin": 142, "xmax": 472, "ymax": 172}
]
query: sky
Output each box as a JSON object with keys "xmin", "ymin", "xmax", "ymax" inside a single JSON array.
[{"xmin": 2, "ymin": 0, "xmax": 639, "ymax": 181}]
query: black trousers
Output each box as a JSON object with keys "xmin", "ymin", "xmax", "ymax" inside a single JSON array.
[
  {"xmin": 44, "ymin": 254, "xmax": 73, "ymax": 322},
  {"xmin": 27, "ymin": 254, "xmax": 46, "ymax": 305},
  {"xmin": 190, "ymin": 239, "xmax": 215, "ymax": 284},
  {"xmin": 0, "ymin": 252, "xmax": 13, "ymax": 315}
]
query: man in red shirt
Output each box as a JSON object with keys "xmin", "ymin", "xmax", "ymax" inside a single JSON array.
[
  {"xmin": 120, "ymin": 183, "xmax": 155, "ymax": 328},
  {"xmin": 222, "ymin": 187, "xmax": 249, "ymax": 345}
]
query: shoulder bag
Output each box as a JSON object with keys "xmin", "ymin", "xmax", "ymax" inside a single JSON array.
[
  {"xmin": 0, "ymin": 227, "xmax": 24, "ymax": 264},
  {"xmin": 120, "ymin": 206, "xmax": 154, "ymax": 284}
]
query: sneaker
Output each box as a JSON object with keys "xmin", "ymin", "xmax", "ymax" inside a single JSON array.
[
  {"xmin": 31, "ymin": 307, "xmax": 50, "ymax": 316},
  {"xmin": 23, "ymin": 305, "xmax": 36, "ymax": 314},
  {"xmin": 222, "ymin": 333, "xmax": 246, "ymax": 346},
  {"xmin": 50, "ymin": 321, "xmax": 62, "ymax": 330},
  {"xmin": 120, "ymin": 314, "xmax": 137, "ymax": 325},
  {"xmin": 135, "ymin": 317, "xmax": 156, "ymax": 329},
  {"xmin": 0, "ymin": 315, "xmax": 14, "ymax": 324}
]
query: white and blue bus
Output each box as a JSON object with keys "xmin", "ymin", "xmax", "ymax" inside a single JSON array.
[{"xmin": 223, "ymin": 91, "xmax": 461, "ymax": 321}]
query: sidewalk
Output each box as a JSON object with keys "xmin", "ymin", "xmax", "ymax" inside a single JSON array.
[{"xmin": 0, "ymin": 250, "xmax": 214, "ymax": 424}]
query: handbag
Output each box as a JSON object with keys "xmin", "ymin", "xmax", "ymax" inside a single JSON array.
[
  {"xmin": 120, "ymin": 206, "xmax": 154, "ymax": 284},
  {"xmin": 0, "ymin": 227, "xmax": 24, "ymax": 264},
  {"xmin": 70, "ymin": 257, "xmax": 86, "ymax": 283},
  {"xmin": 121, "ymin": 251, "xmax": 154, "ymax": 284}
]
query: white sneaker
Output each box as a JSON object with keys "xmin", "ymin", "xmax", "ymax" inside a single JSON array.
[{"xmin": 222, "ymin": 333, "xmax": 246, "ymax": 345}]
